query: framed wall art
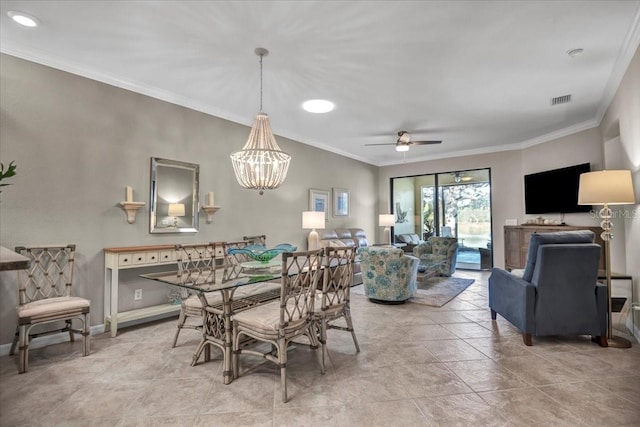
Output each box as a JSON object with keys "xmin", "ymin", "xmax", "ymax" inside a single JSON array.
[
  {"xmin": 309, "ymin": 188, "xmax": 330, "ymax": 221},
  {"xmin": 333, "ymin": 188, "xmax": 349, "ymax": 217}
]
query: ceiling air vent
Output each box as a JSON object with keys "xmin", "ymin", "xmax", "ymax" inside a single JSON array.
[{"xmin": 551, "ymin": 94, "xmax": 572, "ymax": 106}]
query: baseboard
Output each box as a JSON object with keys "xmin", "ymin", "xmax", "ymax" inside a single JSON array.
[{"xmin": 0, "ymin": 324, "xmax": 105, "ymax": 357}]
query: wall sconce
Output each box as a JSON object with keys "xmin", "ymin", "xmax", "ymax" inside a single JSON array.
[
  {"xmin": 201, "ymin": 191, "xmax": 220, "ymax": 223},
  {"xmin": 302, "ymin": 211, "xmax": 325, "ymax": 250},
  {"xmin": 379, "ymin": 214, "xmax": 395, "ymax": 245},
  {"xmin": 168, "ymin": 203, "xmax": 185, "ymax": 227},
  {"xmin": 120, "ymin": 185, "xmax": 145, "ymax": 224}
]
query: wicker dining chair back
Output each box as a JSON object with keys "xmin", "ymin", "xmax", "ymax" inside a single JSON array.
[
  {"xmin": 243, "ymin": 234, "xmax": 267, "ymax": 246},
  {"xmin": 222, "ymin": 240, "xmax": 256, "ymax": 281},
  {"xmin": 320, "ymin": 246, "xmax": 357, "ymax": 311},
  {"xmin": 232, "ymin": 249, "xmax": 324, "ymax": 403},
  {"xmin": 10, "ymin": 244, "xmax": 90, "ymax": 373},
  {"xmin": 175, "ymin": 242, "xmax": 223, "ymax": 286},
  {"xmin": 314, "ymin": 246, "xmax": 360, "ymax": 373},
  {"xmin": 171, "ymin": 242, "xmax": 225, "ymax": 348}
]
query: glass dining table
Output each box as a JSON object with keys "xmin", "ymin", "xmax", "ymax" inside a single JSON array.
[{"xmin": 140, "ymin": 263, "xmax": 282, "ymax": 385}]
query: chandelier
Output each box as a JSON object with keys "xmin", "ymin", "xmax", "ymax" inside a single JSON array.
[{"xmin": 231, "ymin": 48, "xmax": 291, "ymax": 195}]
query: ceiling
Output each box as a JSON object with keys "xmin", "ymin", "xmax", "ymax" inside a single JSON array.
[{"xmin": 1, "ymin": 1, "xmax": 639, "ymax": 167}]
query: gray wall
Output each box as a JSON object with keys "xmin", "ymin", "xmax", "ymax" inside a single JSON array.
[{"xmin": 0, "ymin": 54, "xmax": 378, "ymax": 345}]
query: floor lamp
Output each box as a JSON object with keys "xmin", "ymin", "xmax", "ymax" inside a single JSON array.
[
  {"xmin": 578, "ymin": 170, "xmax": 636, "ymax": 348},
  {"xmin": 379, "ymin": 214, "xmax": 395, "ymax": 245},
  {"xmin": 302, "ymin": 211, "xmax": 325, "ymax": 250}
]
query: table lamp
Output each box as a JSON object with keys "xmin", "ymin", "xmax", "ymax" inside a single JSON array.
[
  {"xmin": 168, "ymin": 203, "xmax": 186, "ymax": 227},
  {"xmin": 578, "ymin": 169, "xmax": 636, "ymax": 348},
  {"xmin": 379, "ymin": 214, "xmax": 395, "ymax": 245},
  {"xmin": 302, "ymin": 211, "xmax": 325, "ymax": 250}
]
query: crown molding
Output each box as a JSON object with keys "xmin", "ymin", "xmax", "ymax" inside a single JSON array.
[{"xmin": 594, "ymin": 2, "xmax": 640, "ymax": 123}]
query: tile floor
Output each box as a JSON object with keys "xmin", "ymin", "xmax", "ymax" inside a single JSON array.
[{"xmin": 1, "ymin": 270, "xmax": 639, "ymax": 426}]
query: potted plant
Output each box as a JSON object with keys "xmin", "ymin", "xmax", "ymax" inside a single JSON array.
[{"xmin": 0, "ymin": 161, "xmax": 17, "ymax": 193}]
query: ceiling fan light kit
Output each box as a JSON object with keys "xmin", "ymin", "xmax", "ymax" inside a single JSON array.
[{"xmin": 364, "ymin": 130, "xmax": 442, "ymax": 152}]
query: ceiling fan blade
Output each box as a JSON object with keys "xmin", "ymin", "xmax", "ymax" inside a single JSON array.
[
  {"xmin": 410, "ymin": 140, "xmax": 442, "ymax": 145},
  {"xmin": 364, "ymin": 143, "xmax": 397, "ymax": 146}
]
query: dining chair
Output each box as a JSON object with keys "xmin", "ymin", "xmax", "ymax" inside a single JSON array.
[
  {"xmin": 189, "ymin": 238, "xmax": 278, "ymax": 365},
  {"xmin": 10, "ymin": 244, "xmax": 90, "ymax": 374},
  {"xmin": 232, "ymin": 249, "xmax": 323, "ymax": 403},
  {"xmin": 243, "ymin": 234, "xmax": 266, "ymax": 246},
  {"xmin": 313, "ymin": 245, "xmax": 360, "ymax": 373},
  {"xmin": 223, "ymin": 239, "xmax": 263, "ymax": 281},
  {"xmin": 172, "ymin": 242, "xmax": 224, "ymax": 348}
]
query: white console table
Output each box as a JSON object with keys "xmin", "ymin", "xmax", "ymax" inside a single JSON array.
[{"xmin": 104, "ymin": 244, "xmax": 181, "ymax": 337}]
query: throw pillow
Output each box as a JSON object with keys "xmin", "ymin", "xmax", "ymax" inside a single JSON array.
[
  {"xmin": 397, "ymin": 234, "xmax": 411, "ymax": 244},
  {"xmin": 408, "ymin": 234, "xmax": 420, "ymax": 244},
  {"xmin": 521, "ymin": 230, "xmax": 595, "ymax": 282}
]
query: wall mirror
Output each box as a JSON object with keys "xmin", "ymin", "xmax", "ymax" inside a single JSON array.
[{"xmin": 150, "ymin": 157, "xmax": 199, "ymax": 233}]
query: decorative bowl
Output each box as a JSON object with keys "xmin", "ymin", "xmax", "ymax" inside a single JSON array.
[{"xmin": 228, "ymin": 243, "xmax": 297, "ymax": 263}]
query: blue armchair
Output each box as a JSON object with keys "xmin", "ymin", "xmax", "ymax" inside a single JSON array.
[
  {"xmin": 358, "ymin": 246, "xmax": 419, "ymax": 304},
  {"xmin": 488, "ymin": 231, "xmax": 608, "ymax": 346}
]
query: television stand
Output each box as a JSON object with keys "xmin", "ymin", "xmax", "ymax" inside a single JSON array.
[{"xmin": 504, "ymin": 225, "xmax": 605, "ymax": 271}]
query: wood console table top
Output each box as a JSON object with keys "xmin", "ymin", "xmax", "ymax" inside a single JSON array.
[
  {"xmin": 104, "ymin": 244, "xmax": 176, "ymax": 253},
  {"xmin": 0, "ymin": 246, "xmax": 31, "ymax": 271}
]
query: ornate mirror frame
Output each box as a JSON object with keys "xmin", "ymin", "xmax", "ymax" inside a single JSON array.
[{"xmin": 150, "ymin": 157, "xmax": 199, "ymax": 233}]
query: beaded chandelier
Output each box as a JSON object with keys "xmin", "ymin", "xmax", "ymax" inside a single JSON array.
[{"xmin": 231, "ymin": 48, "xmax": 291, "ymax": 195}]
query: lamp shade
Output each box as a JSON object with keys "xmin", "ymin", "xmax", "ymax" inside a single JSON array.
[
  {"xmin": 168, "ymin": 203, "xmax": 185, "ymax": 217},
  {"xmin": 379, "ymin": 214, "xmax": 395, "ymax": 227},
  {"xmin": 578, "ymin": 170, "xmax": 636, "ymax": 205},
  {"xmin": 302, "ymin": 211, "xmax": 325, "ymax": 229}
]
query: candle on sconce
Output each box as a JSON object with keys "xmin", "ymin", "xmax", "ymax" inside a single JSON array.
[
  {"xmin": 126, "ymin": 186, "xmax": 133, "ymax": 202},
  {"xmin": 207, "ymin": 192, "xmax": 214, "ymax": 206}
]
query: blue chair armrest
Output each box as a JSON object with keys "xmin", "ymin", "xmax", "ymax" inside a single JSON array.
[{"xmin": 488, "ymin": 268, "xmax": 536, "ymax": 333}]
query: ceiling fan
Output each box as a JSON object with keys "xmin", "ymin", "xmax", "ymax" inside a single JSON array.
[
  {"xmin": 365, "ymin": 131, "xmax": 442, "ymax": 152},
  {"xmin": 452, "ymin": 172, "xmax": 472, "ymax": 183}
]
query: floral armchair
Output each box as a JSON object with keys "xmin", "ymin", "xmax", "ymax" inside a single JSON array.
[
  {"xmin": 358, "ymin": 246, "xmax": 419, "ymax": 303},
  {"xmin": 413, "ymin": 237, "xmax": 459, "ymax": 277}
]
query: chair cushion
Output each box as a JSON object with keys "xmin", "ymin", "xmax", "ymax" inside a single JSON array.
[
  {"xmin": 522, "ymin": 230, "xmax": 595, "ymax": 282},
  {"xmin": 183, "ymin": 281, "xmax": 281, "ymax": 309},
  {"xmin": 396, "ymin": 234, "xmax": 411, "ymax": 244},
  {"xmin": 407, "ymin": 234, "xmax": 421, "ymax": 244},
  {"xmin": 233, "ymin": 300, "xmax": 309, "ymax": 332},
  {"xmin": 19, "ymin": 296, "xmax": 90, "ymax": 319},
  {"xmin": 183, "ymin": 292, "xmax": 222, "ymax": 309}
]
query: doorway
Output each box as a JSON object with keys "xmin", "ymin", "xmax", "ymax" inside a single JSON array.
[{"xmin": 391, "ymin": 168, "xmax": 493, "ymax": 270}]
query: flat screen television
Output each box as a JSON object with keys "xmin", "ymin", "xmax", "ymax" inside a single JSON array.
[{"xmin": 524, "ymin": 163, "xmax": 592, "ymax": 214}]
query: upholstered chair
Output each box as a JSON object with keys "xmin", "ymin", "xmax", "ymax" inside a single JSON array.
[
  {"xmin": 232, "ymin": 249, "xmax": 323, "ymax": 403},
  {"xmin": 488, "ymin": 230, "xmax": 608, "ymax": 346},
  {"xmin": 358, "ymin": 246, "xmax": 419, "ymax": 303},
  {"xmin": 172, "ymin": 242, "xmax": 223, "ymax": 348},
  {"xmin": 413, "ymin": 236, "xmax": 459, "ymax": 276},
  {"xmin": 313, "ymin": 246, "xmax": 360, "ymax": 373},
  {"xmin": 10, "ymin": 245, "xmax": 90, "ymax": 373}
]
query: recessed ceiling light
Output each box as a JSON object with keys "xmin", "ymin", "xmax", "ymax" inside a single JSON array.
[
  {"xmin": 7, "ymin": 11, "xmax": 40, "ymax": 27},
  {"xmin": 302, "ymin": 99, "xmax": 335, "ymax": 114}
]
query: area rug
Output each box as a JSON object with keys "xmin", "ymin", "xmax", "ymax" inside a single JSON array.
[{"xmin": 352, "ymin": 276, "xmax": 475, "ymax": 307}]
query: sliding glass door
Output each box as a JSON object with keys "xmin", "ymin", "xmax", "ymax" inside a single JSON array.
[{"xmin": 392, "ymin": 168, "xmax": 493, "ymax": 270}]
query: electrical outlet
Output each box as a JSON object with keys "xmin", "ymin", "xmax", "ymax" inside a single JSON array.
[{"xmin": 134, "ymin": 289, "xmax": 142, "ymax": 301}]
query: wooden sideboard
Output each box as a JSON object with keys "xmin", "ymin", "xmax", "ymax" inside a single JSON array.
[{"xmin": 503, "ymin": 225, "xmax": 606, "ymax": 272}]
